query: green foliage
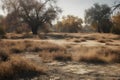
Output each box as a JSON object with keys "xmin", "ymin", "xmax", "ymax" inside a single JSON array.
[{"xmin": 85, "ymin": 3, "xmax": 112, "ymax": 33}]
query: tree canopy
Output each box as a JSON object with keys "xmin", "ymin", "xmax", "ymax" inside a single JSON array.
[
  {"xmin": 1, "ymin": 0, "xmax": 62, "ymax": 35},
  {"xmin": 55, "ymin": 15, "xmax": 83, "ymax": 33},
  {"xmin": 85, "ymin": 3, "xmax": 112, "ymax": 33},
  {"xmin": 111, "ymin": 13, "xmax": 120, "ymax": 34},
  {"xmin": 112, "ymin": 1, "xmax": 120, "ymax": 12}
]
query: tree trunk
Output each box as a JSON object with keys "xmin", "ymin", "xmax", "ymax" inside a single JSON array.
[
  {"xmin": 98, "ymin": 21, "xmax": 103, "ymax": 33},
  {"xmin": 31, "ymin": 26, "xmax": 38, "ymax": 35}
]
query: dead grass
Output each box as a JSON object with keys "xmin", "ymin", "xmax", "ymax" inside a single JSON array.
[
  {"xmin": 83, "ymin": 36, "xmax": 96, "ymax": 40},
  {"xmin": 73, "ymin": 38, "xmax": 86, "ymax": 43},
  {"xmin": 90, "ymin": 33, "xmax": 120, "ymax": 40},
  {"xmin": 72, "ymin": 46, "xmax": 120, "ymax": 63},
  {"xmin": 1, "ymin": 33, "xmax": 120, "ymax": 64},
  {"xmin": 0, "ymin": 40, "xmax": 65, "ymax": 54},
  {"xmin": 0, "ymin": 49, "xmax": 10, "ymax": 62},
  {"xmin": 97, "ymin": 39, "xmax": 107, "ymax": 43},
  {"xmin": 97, "ymin": 39, "xmax": 113, "ymax": 43},
  {"xmin": 39, "ymin": 51, "xmax": 72, "ymax": 62},
  {"xmin": 0, "ymin": 55, "xmax": 46, "ymax": 80}
]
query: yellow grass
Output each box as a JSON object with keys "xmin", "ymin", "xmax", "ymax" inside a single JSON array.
[
  {"xmin": 39, "ymin": 51, "xmax": 72, "ymax": 62},
  {"xmin": 0, "ymin": 55, "xmax": 46, "ymax": 80},
  {"xmin": 72, "ymin": 46, "xmax": 120, "ymax": 63},
  {"xmin": 0, "ymin": 40, "xmax": 65, "ymax": 54}
]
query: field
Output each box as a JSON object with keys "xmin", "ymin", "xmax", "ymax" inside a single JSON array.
[{"xmin": 0, "ymin": 33, "xmax": 120, "ymax": 80}]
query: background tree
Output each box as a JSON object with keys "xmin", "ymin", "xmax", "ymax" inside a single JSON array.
[
  {"xmin": 55, "ymin": 15, "xmax": 83, "ymax": 33},
  {"xmin": 0, "ymin": 15, "xmax": 6, "ymax": 36},
  {"xmin": 112, "ymin": 1, "xmax": 120, "ymax": 12},
  {"xmin": 1, "ymin": 0, "xmax": 61, "ymax": 35},
  {"xmin": 111, "ymin": 13, "xmax": 120, "ymax": 34},
  {"xmin": 85, "ymin": 3, "xmax": 112, "ymax": 33}
]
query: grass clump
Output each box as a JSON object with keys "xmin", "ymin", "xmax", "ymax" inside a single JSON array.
[
  {"xmin": 0, "ymin": 40, "xmax": 65, "ymax": 54},
  {"xmin": 72, "ymin": 46, "xmax": 120, "ymax": 64},
  {"xmin": 0, "ymin": 56, "xmax": 46, "ymax": 80},
  {"xmin": 39, "ymin": 51, "xmax": 72, "ymax": 62},
  {"xmin": 0, "ymin": 49, "xmax": 10, "ymax": 62}
]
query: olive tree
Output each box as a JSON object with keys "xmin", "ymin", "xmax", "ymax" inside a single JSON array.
[{"xmin": 1, "ymin": 0, "xmax": 61, "ymax": 35}]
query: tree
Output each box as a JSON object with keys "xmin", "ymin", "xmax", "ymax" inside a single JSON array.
[
  {"xmin": 112, "ymin": 1, "xmax": 120, "ymax": 12},
  {"xmin": 111, "ymin": 13, "xmax": 120, "ymax": 34},
  {"xmin": 85, "ymin": 3, "xmax": 112, "ymax": 33},
  {"xmin": 55, "ymin": 15, "xmax": 83, "ymax": 33},
  {"xmin": 1, "ymin": 0, "xmax": 61, "ymax": 35},
  {"xmin": 0, "ymin": 15, "xmax": 5, "ymax": 36}
]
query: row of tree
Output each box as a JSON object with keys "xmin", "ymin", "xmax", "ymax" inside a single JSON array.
[
  {"xmin": 0, "ymin": 0, "xmax": 120, "ymax": 35},
  {"xmin": 55, "ymin": 3, "xmax": 120, "ymax": 34}
]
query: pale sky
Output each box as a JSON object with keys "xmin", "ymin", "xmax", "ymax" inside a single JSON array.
[{"xmin": 0, "ymin": 0, "xmax": 119, "ymax": 20}]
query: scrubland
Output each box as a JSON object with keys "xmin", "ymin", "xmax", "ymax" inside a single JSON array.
[{"xmin": 0, "ymin": 33, "xmax": 120, "ymax": 80}]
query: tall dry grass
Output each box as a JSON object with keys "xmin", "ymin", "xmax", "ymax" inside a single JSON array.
[
  {"xmin": 0, "ymin": 40, "xmax": 65, "ymax": 54},
  {"xmin": 0, "ymin": 55, "xmax": 46, "ymax": 80},
  {"xmin": 39, "ymin": 51, "xmax": 72, "ymax": 62},
  {"xmin": 0, "ymin": 40, "xmax": 54, "ymax": 79},
  {"xmin": 72, "ymin": 46, "xmax": 120, "ymax": 63}
]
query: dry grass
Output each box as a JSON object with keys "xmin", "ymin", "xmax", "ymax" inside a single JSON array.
[
  {"xmin": 72, "ymin": 46, "xmax": 120, "ymax": 63},
  {"xmin": 90, "ymin": 33, "xmax": 120, "ymax": 40},
  {"xmin": 73, "ymin": 38, "xmax": 86, "ymax": 43},
  {"xmin": 26, "ymin": 41, "xmax": 65, "ymax": 52},
  {"xmin": 0, "ymin": 40, "xmax": 65, "ymax": 54},
  {"xmin": 83, "ymin": 36, "xmax": 96, "ymax": 40},
  {"xmin": 0, "ymin": 55, "xmax": 46, "ymax": 80},
  {"xmin": 97, "ymin": 39, "xmax": 113, "ymax": 43},
  {"xmin": 39, "ymin": 51, "xmax": 72, "ymax": 62},
  {"xmin": 1, "ymin": 33, "xmax": 120, "ymax": 65},
  {"xmin": 0, "ymin": 48, "xmax": 10, "ymax": 62}
]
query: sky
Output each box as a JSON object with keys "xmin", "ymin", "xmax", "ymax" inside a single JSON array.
[
  {"xmin": 57, "ymin": 0, "xmax": 119, "ymax": 20},
  {"xmin": 0, "ymin": 0, "xmax": 119, "ymax": 20}
]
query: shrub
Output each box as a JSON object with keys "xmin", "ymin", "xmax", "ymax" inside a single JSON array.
[
  {"xmin": 0, "ymin": 49, "xmax": 10, "ymax": 62},
  {"xmin": 72, "ymin": 46, "xmax": 120, "ymax": 63},
  {"xmin": 39, "ymin": 51, "xmax": 72, "ymax": 62},
  {"xmin": 0, "ymin": 56, "xmax": 46, "ymax": 80}
]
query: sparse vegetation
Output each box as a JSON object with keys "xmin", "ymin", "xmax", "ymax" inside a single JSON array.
[
  {"xmin": 0, "ymin": 0, "xmax": 120, "ymax": 79},
  {"xmin": 0, "ymin": 49, "xmax": 10, "ymax": 62},
  {"xmin": 0, "ymin": 32, "xmax": 120, "ymax": 80},
  {"xmin": 72, "ymin": 46, "xmax": 120, "ymax": 63},
  {"xmin": 0, "ymin": 40, "xmax": 65, "ymax": 54},
  {"xmin": 39, "ymin": 51, "xmax": 72, "ymax": 62},
  {"xmin": 0, "ymin": 56, "xmax": 46, "ymax": 80}
]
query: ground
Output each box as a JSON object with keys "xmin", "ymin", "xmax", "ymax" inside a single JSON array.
[{"xmin": 0, "ymin": 33, "xmax": 120, "ymax": 80}]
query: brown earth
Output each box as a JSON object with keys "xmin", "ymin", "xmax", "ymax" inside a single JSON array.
[{"xmin": 0, "ymin": 33, "xmax": 120, "ymax": 80}]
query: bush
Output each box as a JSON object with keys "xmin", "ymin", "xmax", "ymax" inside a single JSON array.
[
  {"xmin": 0, "ymin": 50, "xmax": 10, "ymax": 62},
  {"xmin": 0, "ymin": 56, "xmax": 46, "ymax": 80},
  {"xmin": 39, "ymin": 51, "xmax": 72, "ymax": 62}
]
